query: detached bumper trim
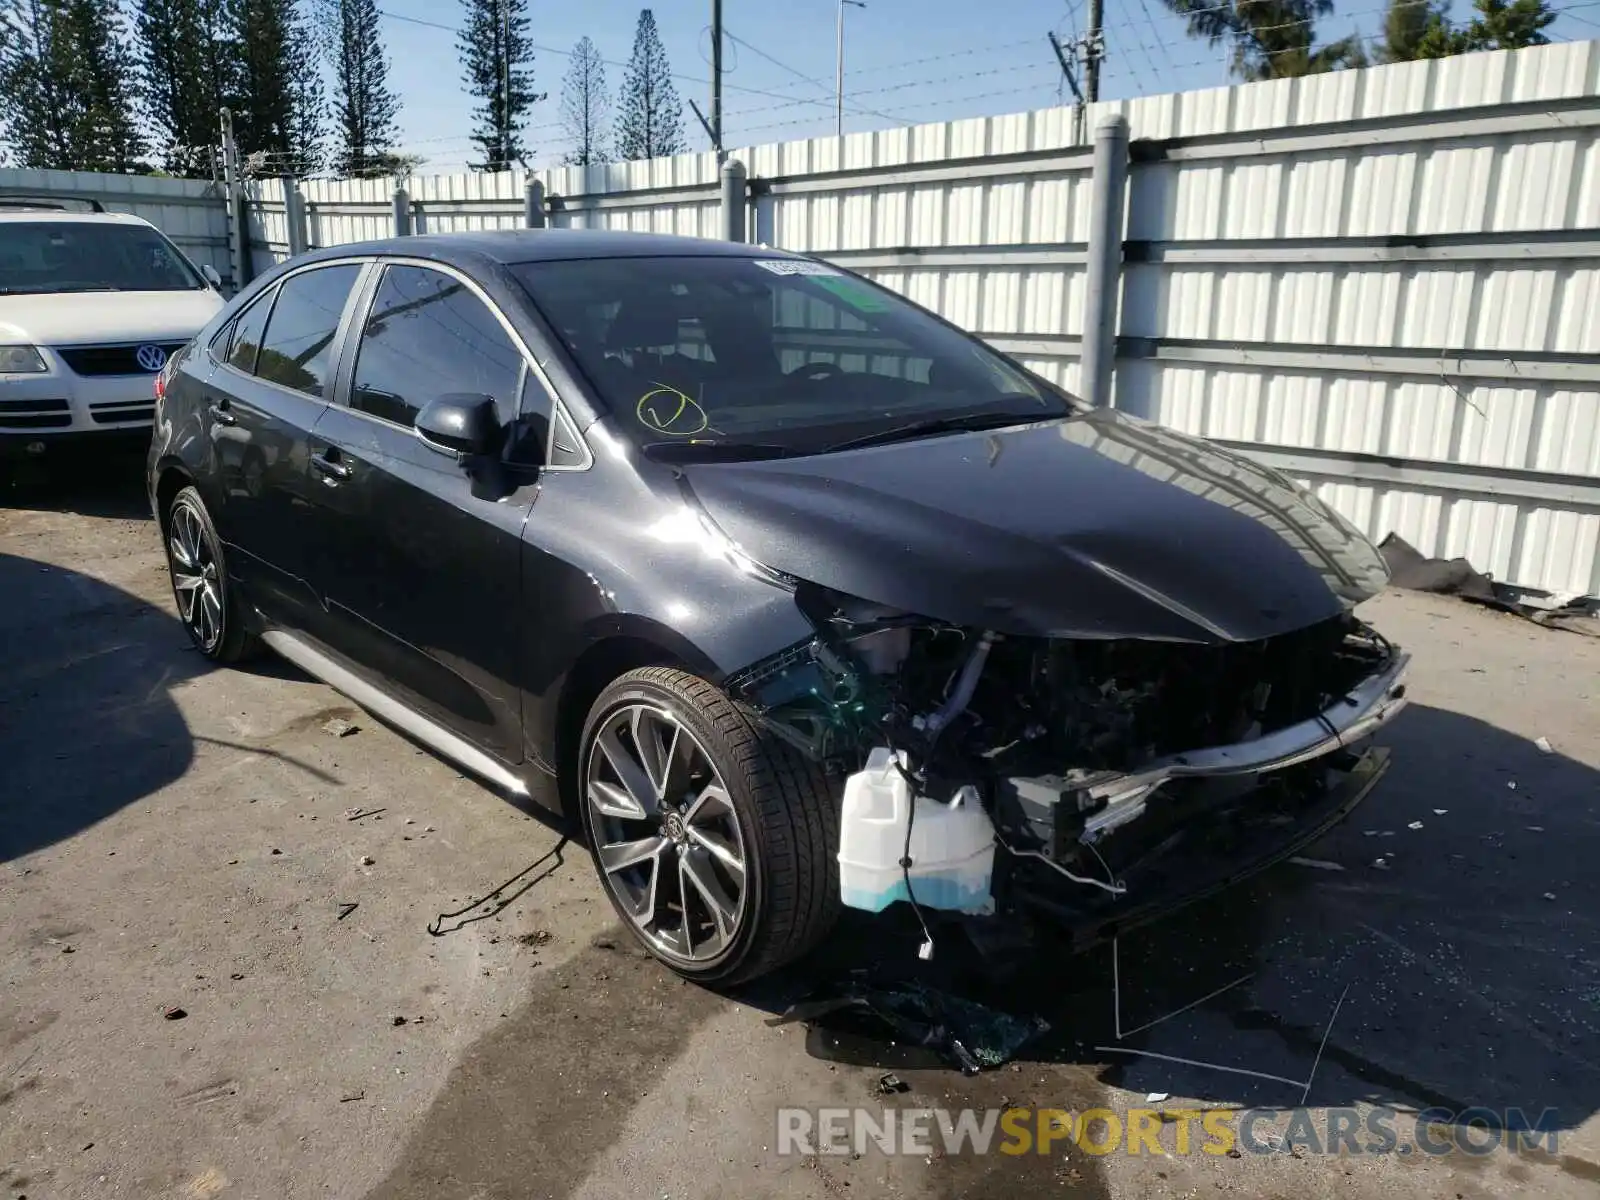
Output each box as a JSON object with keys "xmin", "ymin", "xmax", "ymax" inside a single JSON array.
[{"xmin": 1080, "ymin": 649, "xmax": 1410, "ymax": 805}]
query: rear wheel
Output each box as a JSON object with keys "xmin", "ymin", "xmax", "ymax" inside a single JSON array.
[
  {"xmin": 579, "ymin": 667, "xmax": 841, "ymax": 985},
  {"xmin": 165, "ymin": 485, "xmax": 257, "ymax": 663}
]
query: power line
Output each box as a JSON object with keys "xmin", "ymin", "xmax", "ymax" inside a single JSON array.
[{"xmin": 722, "ymin": 29, "xmax": 910, "ymax": 126}]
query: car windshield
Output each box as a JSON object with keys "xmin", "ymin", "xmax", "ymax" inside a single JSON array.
[
  {"xmin": 0, "ymin": 220, "xmax": 204, "ymax": 295},
  {"xmin": 513, "ymin": 255, "xmax": 1075, "ymax": 457}
]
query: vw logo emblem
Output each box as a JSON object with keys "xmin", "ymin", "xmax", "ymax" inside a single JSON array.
[{"xmin": 135, "ymin": 344, "xmax": 168, "ymax": 372}]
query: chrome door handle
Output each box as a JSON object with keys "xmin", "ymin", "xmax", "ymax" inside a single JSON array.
[{"xmin": 311, "ymin": 453, "xmax": 352, "ymax": 481}]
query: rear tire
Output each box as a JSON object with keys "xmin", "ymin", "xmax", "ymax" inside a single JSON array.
[
  {"xmin": 579, "ymin": 666, "xmax": 841, "ymax": 985},
  {"xmin": 165, "ymin": 485, "xmax": 258, "ymax": 663}
]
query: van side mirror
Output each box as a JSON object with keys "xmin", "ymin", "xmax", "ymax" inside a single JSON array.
[
  {"xmin": 201, "ymin": 263, "xmax": 223, "ymax": 288},
  {"xmin": 415, "ymin": 394, "xmax": 502, "ymax": 459}
]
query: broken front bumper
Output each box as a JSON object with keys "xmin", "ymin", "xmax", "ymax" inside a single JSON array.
[
  {"xmin": 1002, "ymin": 649, "xmax": 1409, "ymax": 940},
  {"xmin": 1068, "ymin": 648, "xmax": 1409, "ymax": 836},
  {"xmin": 1017, "ymin": 746, "xmax": 1393, "ymax": 948}
]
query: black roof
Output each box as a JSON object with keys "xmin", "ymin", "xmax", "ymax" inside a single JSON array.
[{"xmin": 297, "ymin": 228, "xmax": 799, "ymax": 269}]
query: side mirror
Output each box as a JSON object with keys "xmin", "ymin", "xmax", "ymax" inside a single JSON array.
[
  {"xmin": 415, "ymin": 393, "xmax": 502, "ymax": 459},
  {"xmin": 201, "ymin": 263, "xmax": 222, "ymax": 289}
]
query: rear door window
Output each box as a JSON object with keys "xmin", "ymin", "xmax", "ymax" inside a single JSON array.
[
  {"xmin": 253, "ymin": 264, "xmax": 362, "ymax": 398},
  {"xmin": 224, "ymin": 291, "xmax": 274, "ymax": 374}
]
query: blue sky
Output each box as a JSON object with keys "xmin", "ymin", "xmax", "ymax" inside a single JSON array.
[{"xmin": 371, "ymin": 0, "xmax": 1600, "ymax": 173}]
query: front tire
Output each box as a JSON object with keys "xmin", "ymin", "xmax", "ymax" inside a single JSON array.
[
  {"xmin": 165, "ymin": 485, "xmax": 257, "ymax": 663},
  {"xmin": 579, "ymin": 667, "xmax": 841, "ymax": 985}
]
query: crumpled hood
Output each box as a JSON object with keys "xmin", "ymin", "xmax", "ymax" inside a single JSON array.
[
  {"xmin": 679, "ymin": 409, "xmax": 1390, "ymax": 643},
  {"xmin": 0, "ymin": 289, "xmax": 223, "ymax": 345}
]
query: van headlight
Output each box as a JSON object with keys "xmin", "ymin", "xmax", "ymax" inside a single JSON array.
[{"xmin": 0, "ymin": 346, "xmax": 47, "ymax": 374}]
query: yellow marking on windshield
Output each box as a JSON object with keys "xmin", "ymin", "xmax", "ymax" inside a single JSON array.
[{"xmin": 637, "ymin": 383, "xmax": 710, "ymax": 437}]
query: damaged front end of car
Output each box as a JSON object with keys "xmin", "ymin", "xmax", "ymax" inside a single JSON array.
[{"xmin": 723, "ymin": 580, "xmax": 1409, "ymax": 944}]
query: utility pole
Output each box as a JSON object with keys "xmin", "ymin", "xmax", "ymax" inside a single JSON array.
[
  {"xmin": 501, "ymin": 0, "xmax": 512, "ymax": 171},
  {"xmin": 835, "ymin": 0, "xmax": 865, "ymax": 137},
  {"xmin": 1085, "ymin": 0, "xmax": 1104, "ymax": 102},
  {"xmin": 710, "ymin": 0, "xmax": 724, "ymax": 158}
]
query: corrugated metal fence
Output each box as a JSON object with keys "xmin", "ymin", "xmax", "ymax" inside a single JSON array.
[
  {"xmin": 0, "ymin": 167, "xmax": 235, "ymax": 289},
  {"xmin": 6, "ymin": 43, "xmax": 1596, "ymax": 597}
]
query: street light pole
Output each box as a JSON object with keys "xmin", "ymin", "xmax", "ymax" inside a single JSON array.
[{"xmin": 835, "ymin": 0, "xmax": 865, "ymax": 137}]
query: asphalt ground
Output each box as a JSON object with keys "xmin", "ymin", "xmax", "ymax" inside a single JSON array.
[{"xmin": 4, "ymin": 449, "xmax": 1599, "ymax": 1200}]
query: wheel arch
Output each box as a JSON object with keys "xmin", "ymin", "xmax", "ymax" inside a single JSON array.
[
  {"xmin": 551, "ymin": 622, "xmax": 714, "ymax": 823},
  {"xmin": 153, "ymin": 459, "xmax": 195, "ymax": 535}
]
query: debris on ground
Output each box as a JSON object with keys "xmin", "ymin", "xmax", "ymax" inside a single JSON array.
[
  {"xmin": 1535, "ymin": 736, "xmax": 1554, "ymax": 754},
  {"xmin": 322, "ymin": 717, "xmax": 360, "ymax": 737},
  {"xmin": 345, "ymin": 807, "xmax": 385, "ymax": 822},
  {"xmin": 162, "ymin": 1006, "xmax": 187, "ymax": 1020},
  {"xmin": 1287, "ymin": 856, "xmax": 1345, "ymax": 871},
  {"xmin": 1433, "ymin": 808, "xmax": 1448, "ymax": 815},
  {"xmin": 337, "ymin": 903, "xmax": 358, "ymax": 921},
  {"xmin": 1544, "ymin": 892, "xmax": 1558, "ymax": 901},
  {"xmin": 1508, "ymin": 781, "xmax": 1518, "ymax": 790},
  {"xmin": 1407, "ymin": 821, "xmax": 1424, "ymax": 830},
  {"xmin": 339, "ymin": 1091, "xmax": 365, "ymax": 1103},
  {"xmin": 359, "ymin": 855, "xmax": 375, "ymax": 867},
  {"xmin": 391, "ymin": 1015, "xmax": 408, "ymax": 1027},
  {"xmin": 1372, "ymin": 858, "xmax": 1392, "ymax": 870},
  {"xmin": 877, "ymin": 1073, "xmax": 910, "ymax": 1095},
  {"xmin": 592, "ymin": 936, "xmax": 618, "ymax": 950},
  {"xmin": 1379, "ymin": 534, "xmax": 1600, "ymax": 637},
  {"xmin": 1145, "ymin": 1092, "xmax": 1170, "ymax": 1103},
  {"xmin": 519, "ymin": 930, "xmax": 553, "ymax": 948},
  {"xmin": 766, "ymin": 972, "xmax": 1049, "ymax": 1074}
]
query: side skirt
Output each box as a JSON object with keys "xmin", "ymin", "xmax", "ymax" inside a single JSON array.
[{"xmin": 261, "ymin": 629, "xmax": 530, "ymax": 799}]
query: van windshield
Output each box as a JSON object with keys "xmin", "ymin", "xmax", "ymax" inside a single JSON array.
[
  {"xmin": 0, "ymin": 221, "xmax": 205, "ymax": 295},
  {"xmin": 513, "ymin": 255, "xmax": 1074, "ymax": 458}
]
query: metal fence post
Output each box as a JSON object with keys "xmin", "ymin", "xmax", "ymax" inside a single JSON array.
[
  {"xmin": 524, "ymin": 178, "xmax": 546, "ymax": 228},
  {"xmin": 219, "ymin": 107, "xmax": 249, "ymax": 292},
  {"xmin": 411, "ymin": 201, "xmax": 427, "ymax": 235},
  {"xmin": 392, "ymin": 184, "xmax": 411, "ymax": 237},
  {"xmin": 280, "ymin": 176, "xmax": 308, "ymax": 256},
  {"xmin": 720, "ymin": 158, "xmax": 747, "ymax": 243},
  {"xmin": 750, "ymin": 179, "xmax": 774, "ymax": 245},
  {"xmin": 1080, "ymin": 114, "xmax": 1129, "ymax": 409}
]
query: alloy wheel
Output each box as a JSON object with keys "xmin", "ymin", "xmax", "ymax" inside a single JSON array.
[
  {"xmin": 169, "ymin": 500, "xmax": 224, "ymax": 653},
  {"xmin": 585, "ymin": 702, "xmax": 750, "ymax": 965}
]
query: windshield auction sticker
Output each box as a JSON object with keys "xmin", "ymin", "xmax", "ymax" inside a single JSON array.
[{"xmin": 753, "ymin": 260, "xmax": 842, "ymax": 276}]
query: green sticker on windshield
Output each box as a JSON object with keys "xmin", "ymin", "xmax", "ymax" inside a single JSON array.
[{"xmin": 810, "ymin": 275, "xmax": 894, "ymax": 313}]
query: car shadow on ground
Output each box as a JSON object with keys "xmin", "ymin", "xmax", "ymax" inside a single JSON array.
[
  {"xmin": 0, "ymin": 444, "xmax": 155, "ymax": 520},
  {"xmin": 748, "ymin": 701, "xmax": 1600, "ymax": 1151},
  {"xmin": 0, "ymin": 548, "xmax": 201, "ymax": 862}
]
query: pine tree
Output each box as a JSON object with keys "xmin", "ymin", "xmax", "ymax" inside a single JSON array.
[
  {"xmin": 616, "ymin": 9, "xmax": 685, "ymax": 160},
  {"xmin": 61, "ymin": 0, "xmax": 145, "ymax": 171},
  {"xmin": 560, "ymin": 36, "xmax": 610, "ymax": 166},
  {"xmin": 1412, "ymin": 0, "xmax": 1558, "ymax": 56},
  {"xmin": 1379, "ymin": 0, "xmax": 1450, "ymax": 60},
  {"xmin": 458, "ymin": 0, "xmax": 543, "ymax": 172},
  {"xmin": 232, "ymin": 0, "xmax": 324, "ymax": 175},
  {"xmin": 1158, "ymin": 0, "xmax": 1366, "ymax": 81},
  {"xmin": 135, "ymin": 0, "xmax": 218, "ymax": 176},
  {"xmin": 0, "ymin": 0, "xmax": 75, "ymax": 169},
  {"xmin": 0, "ymin": 0, "xmax": 144, "ymax": 171},
  {"xmin": 320, "ymin": 0, "xmax": 401, "ymax": 177}
]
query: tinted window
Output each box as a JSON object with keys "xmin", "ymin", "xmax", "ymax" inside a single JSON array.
[
  {"xmin": 226, "ymin": 292, "xmax": 273, "ymax": 374},
  {"xmin": 514, "ymin": 256, "xmax": 1071, "ymax": 456},
  {"xmin": 350, "ymin": 265, "xmax": 525, "ymax": 428},
  {"xmin": 254, "ymin": 264, "xmax": 361, "ymax": 398},
  {"xmin": 0, "ymin": 220, "xmax": 202, "ymax": 295}
]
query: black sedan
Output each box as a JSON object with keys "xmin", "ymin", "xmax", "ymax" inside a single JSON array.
[{"xmin": 148, "ymin": 229, "xmax": 1409, "ymax": 984}]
